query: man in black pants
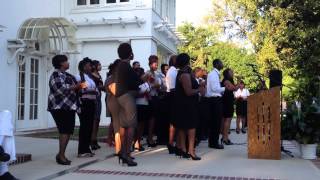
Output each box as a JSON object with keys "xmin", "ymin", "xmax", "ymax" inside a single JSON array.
[{"xmin": 205, "ymin": 59, "xmax": 225, "ymax": 149}]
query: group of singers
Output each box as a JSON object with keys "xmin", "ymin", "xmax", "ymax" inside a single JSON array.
[{"xmin": 47, "ymin": 43, "xmax": 250, "ymax": 167}]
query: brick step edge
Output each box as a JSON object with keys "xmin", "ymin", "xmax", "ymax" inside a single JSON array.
[{"xmin": 9, "ymin": 153, "xmax": 32, "ymax": 166}]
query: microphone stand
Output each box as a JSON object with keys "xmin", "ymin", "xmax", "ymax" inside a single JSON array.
[
  {"xmin": 248, "ymin": 65, "xmax": 294, "ymax": 157},
  {"xmin": 251, "ymin": 67, "xmax": 267, "ymax": 92}
]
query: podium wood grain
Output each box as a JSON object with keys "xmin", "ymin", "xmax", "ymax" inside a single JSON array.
[{"xmin": 247, "ymin": 87, "xmax": 281, "ymax": 160}]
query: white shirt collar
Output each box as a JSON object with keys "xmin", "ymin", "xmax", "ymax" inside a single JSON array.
[{"xmin": 214, "ymin": 68, "xmax": 220, "ymax": 75}]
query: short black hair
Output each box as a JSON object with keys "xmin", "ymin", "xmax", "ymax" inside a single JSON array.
[
  {"xmin": 169, "ymin": 55, "xmax": 177, "ymax": 67},
  {"xmin": 176, "ymin": 53, "xmax": 190, "ymax": 69},
  {"xmin": 78, "ymin": 57, "xmax": 92, "ymax": 72},
  {"xmin": 118, "ymin": 43, "xmax": 132, "ymax": 60},
  {"xmin": 161, "ymin": 63, "xmax": 169, "ymax": 71},
  {"xmin": 213, "ymin": 59, "xmax": 222, "ymax": 68},
  {"xmin": 132, "ymin": 61, "xmax": 140, "ymax": 66},
  {"xmin": 148, "ymin": 55, "xmax": 158, "ymax": 65},
  {"xmin": 91, "ymin": 60, "xmax": 101, "ymax": 71},
  {"xmin": 52, "ymin": 55, "xmax": 68, "ymax": 69}
]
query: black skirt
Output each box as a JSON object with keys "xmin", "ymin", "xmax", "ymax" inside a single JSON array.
[
  {"xmin": 236, "ymin": 100, "xmax": 247, "ymax": 116},
  {"xmin": 223, "ymin": 103, "xmax": 234, "ymax": 118},
  {"xmin": 50, "ymin": 109, "xmax": 76, "ymax": 134}
]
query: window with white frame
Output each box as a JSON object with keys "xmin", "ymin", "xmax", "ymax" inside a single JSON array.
[
  {"xmin": 29, "ymin": 58, "xmax": 39, "ymax": 120},
  {"xmin": 17, "ymin": 56, "xmax": 40, "ymax": 121},
  {"xmin": 17, "ymin": 55, "xmax": 25, "ymax": 121},
  {"xmin": 107, "ymin": 0, "xmax": 116, "ymax": 3},
  {"xmin": 77, "ymin": 0, "xmax": 87, "ymax": 5},
  {"xmin": 90, "ymin": 0, "xmax": 100, "ymax": 4},
  {"xmin": 107, "ymin": 0, "xmax": 129, "ymax": 4},
  {"xmin": 77, "ymin": 0, "xmax": 100, "ymax": 5}
]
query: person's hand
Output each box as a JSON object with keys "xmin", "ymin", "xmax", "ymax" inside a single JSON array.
[
  {"xmin": 200, "ymin": 80, "xmax": 206, "ymax": 87},
  {"xmin": 199, "ymin": 86, "xmax": 206, "ymax": 96},
  {"xmin": 80, "ymin": 82, "xmax": 88, "ymax": 89},
  {"xmin": 71, "ymin": 83, "xmax": 82, "ymax": 91}
]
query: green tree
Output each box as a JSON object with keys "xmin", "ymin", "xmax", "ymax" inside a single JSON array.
[
  {"xmin": 178, "ymin": 23, "xmax": 259, "ymax": 91},
  {"xmin": 206, "ymin": 0, "xmax": 320, "ymax": 102}
]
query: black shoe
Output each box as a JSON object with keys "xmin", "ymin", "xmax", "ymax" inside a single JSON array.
[
  {"xmin": 114, "ymin": 153, "xmax": 135, "ymax": 159},
  {"xmin": 0, "ymin": 146, "xmax": 10, "ymax": 162},
  {"xmin": 188, "ymin": 153, "xmax": 201, "ymax": 161},
  {"xmin": 181, "ymin": 151, "xmax": 190, "ymax": 159},
  {"xmin": 167, "ymin": 144, "xmax": 176, "ymax": 154},
  {"xmin": 209, "ymin": 144, "xmax": 224, "ymax": 149},
  {"xmin": 175, "ymin": 148, "xmax": 182, "ymax": 157},
  {"xmin": 221, "ymin": 138, "xmax": 234, "ymax": 145},
  {"xmin": 91, "ymin": 144, "xmax": 101, "ymax": 151},
  {"xmin": 56, "ymin": 155, "xmax": 71, "ymax": 165},
  {"xmin": 236, "ymin": 129, "xmax": 240, "ymax": 134},
  {"xmin": 0, "ymin": 172, "xmax": 19, "ymax": 180},
  {"xmin": 118, "ymin": 155, "xmax": 137, "ymax": 167},
  {"xmin": 241, "ymin": 128, "xmax": 247, "ymax": 134},
  {"xmin": 147, "ymin": 140, "xmax": 157, "ymax": 147}
]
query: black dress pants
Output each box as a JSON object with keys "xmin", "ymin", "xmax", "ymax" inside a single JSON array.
[
  {"xmin": 207, "ymin": 97, "xmax": 223, "ymax": 146},
  {"xmin": 196, "ymin": 97, "xmax": 209, "ymax": 141},
  {"xmin": 78, "ymin": 99, "xmax": 95, "ymax": 154},
  {"xmin": 156, "ymin": 94, "xmax": 170, "ymax": 145}
]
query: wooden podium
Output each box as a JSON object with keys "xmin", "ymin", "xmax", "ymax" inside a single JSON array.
[{"xmin": 247, "ymin": 87, "xmax": 281, "ymax": 160}]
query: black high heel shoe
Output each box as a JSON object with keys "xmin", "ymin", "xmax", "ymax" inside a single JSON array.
[
  {"xmin": 175, "ymin": 148, "xmax": 182, "ymax": 157},
  {"xmin": 91, "ymin": 142, "xmax": 101, "ymax": 150},
  {"xmin": 118, "ymin": 155, "xmax": 137, "ymax": 166},
  {"xmin": 167, "ymin": 144, "xmax": 176, "ymax": 154},
  {"xmin": 181, "ymin": 151, "xmax": 190, "ymax": 159},
  {"xmin": 221, "ymin": 138, "xmax": 234, "ymax": 145},
  {"xmin": 188, "ymin": 153, "xmax": 201, "ymax": 161},
  {"xmin": 241, "ymin": 128, "xmax": 246, "ymax": 134},
  {"xmin": 56, "ymin": 155, "xmax": 71, "ymax": 165}
]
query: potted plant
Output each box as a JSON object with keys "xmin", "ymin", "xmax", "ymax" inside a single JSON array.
[{"xmin": 282, "ymin": 100, "xmax": 320, "ymax": 159}]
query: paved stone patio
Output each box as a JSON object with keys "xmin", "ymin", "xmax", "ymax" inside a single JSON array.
[{"xmin": 9, "ymin": 131, "xmax": 320, "ymax": 180}]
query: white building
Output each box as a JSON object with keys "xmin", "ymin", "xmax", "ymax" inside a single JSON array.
[{"xmin": 0, "ymin": 0, "xmax": 180, "ymax": 131}]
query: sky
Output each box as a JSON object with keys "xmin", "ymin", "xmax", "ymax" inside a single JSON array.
[{"xmin": 176, "ymin": 0, "xmax": 212, "ymax": 26}]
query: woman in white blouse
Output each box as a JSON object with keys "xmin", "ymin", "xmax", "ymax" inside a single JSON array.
[
  {"xmin": 76, "ymin": 58, "xmax": 98, "ymax": 157},
  {"xmin": 234, "ymin": 81, "xmax": 250, "ymax": 134}
]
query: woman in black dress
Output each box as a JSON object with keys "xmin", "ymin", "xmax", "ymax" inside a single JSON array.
[
  {"xmin": 173, "ymin": 53, "xmax": 205, "ymax": 160},
  {"xmin": 221, "ymin": 68, "xmax": 239, "ymax": 145}
]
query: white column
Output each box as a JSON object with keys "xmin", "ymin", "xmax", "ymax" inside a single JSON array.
[{"xmin": 131, "ymin": 39, "xmax": 157, "ymax": 69}]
